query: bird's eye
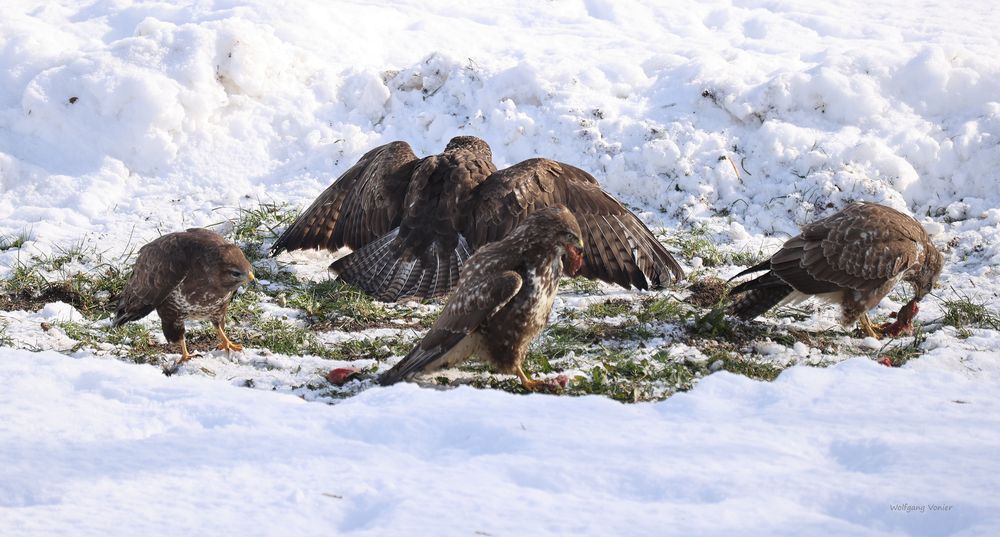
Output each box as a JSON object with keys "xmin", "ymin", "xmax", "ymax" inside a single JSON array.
[{"xmin": 229, "ymin": 270, "xmax": 243, "ymax": 277}]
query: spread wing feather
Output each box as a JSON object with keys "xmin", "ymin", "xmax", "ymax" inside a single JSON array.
[
  {"xmin": 464, "ymin": 159, "xmax": 683, "ymax": 289},
  {"xmin": 269, "ymin": 141, "xmax": 418, "ymax": 255},
  {"xmin": 332, "ymin": 148, "xmax": 495, "ymax": 301}
]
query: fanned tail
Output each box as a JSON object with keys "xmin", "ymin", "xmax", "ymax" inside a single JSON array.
[{"xmin": 331, "ymin": 229, "xmax": 472, "ymax": 302}]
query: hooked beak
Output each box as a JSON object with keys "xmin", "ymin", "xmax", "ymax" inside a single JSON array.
[
  {"xmin": 248, "ymin": 271, "xmax": 256, "ymax": 283},
  {"xmin": 913, "ymin": 282, "xmax": 931, "ymax": 301}
]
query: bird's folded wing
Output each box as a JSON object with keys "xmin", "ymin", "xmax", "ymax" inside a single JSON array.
[
  {"xmin": 380, "ymin": 271, "xmax": 522, "ymax": 384},
  {"xmin": 114, "ymin": 235, "xmax": 192, "ymax": 325},
  {"xmin": 775, "ymin": 208, "xmax": 922, "ymax": 293}
]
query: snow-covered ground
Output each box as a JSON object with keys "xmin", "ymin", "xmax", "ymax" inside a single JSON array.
[
  {"xmin": 2, "ymin": 348, "xmax": 999, "ymax": 536},
  {"xmin": 2, "ymin": 0, "xmax": 1000, "ymax": 534}
]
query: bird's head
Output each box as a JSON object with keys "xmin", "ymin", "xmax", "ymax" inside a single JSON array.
[
  {"xmin": 218, "ymin": 244, "xmax": 255, "ymax": 290},
  {"xmin": 443, "ymin": 136, "xmax": 492, "ymax": 160},
  {"xmin": 519, "ymin": 206, "xmax": 584, "ymax": 275},
  {"xmin": 909, "ymin": 241, "xmax": 943, "ymax": 300}
]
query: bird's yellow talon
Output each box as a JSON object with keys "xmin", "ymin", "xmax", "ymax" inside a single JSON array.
[{"xmin": 214, "ymin": 326, "xmax": 244, "ymax": 353}]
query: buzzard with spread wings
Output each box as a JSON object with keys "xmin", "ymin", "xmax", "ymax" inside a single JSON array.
[
  {"xmin": 727, "ymin": 202, "xmax": 943, "ymax": 338},
  {"xmin": 112, "ymin": 228, "xmax": 255, "ymax": 373},
  {"xmin": 271, "ymin": 136, "xmax": 496, "ymax": 300},
  {"xmin": 379, "ymin": 206, "xmax": 584, "ymax": 390},
  {"xmin": 271, "ymin": 137, "xmax": 683, "ymax": 302}
]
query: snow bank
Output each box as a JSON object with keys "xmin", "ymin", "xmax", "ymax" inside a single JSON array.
[
  {"xmin": 1, "ymin": 348, "xmax": 998, "ymax": 536},
  {"xmin": 2, "ymin": 1, "xmax": 999, "ymax": 255}
]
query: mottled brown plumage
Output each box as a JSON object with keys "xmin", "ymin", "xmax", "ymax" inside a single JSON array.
[
  {"xmin": 727, "ymin": 202, "xmax": 943, "ymax": 337},
  {"xmin": 269, "ymin": 141, "xmax": 421, "ymax": 254},
  {"xmin": 272, "ymin": 136, "xmax": 496, "ymax": 301},
  {"xmin": 464, "ymin": 158, "xmax": 683, "ymax": 291},
  {"xmin": 272, "ymin": 136, "xmax": 683, "ymax": 302},
  {"xmin": 379, "ymin": 206, "xmax": 583, "ymax": 390},
  {"xmin": 112, "ymin": 228, "xmax": 255, "ymax": 373}
]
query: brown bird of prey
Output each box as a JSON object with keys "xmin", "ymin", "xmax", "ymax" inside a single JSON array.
[
  {"xmin": 379, "ymin": 206, "xmax": 584, "ymax": 390},
  {"xmin": 112, "ymin": 228, "xmax": 255, "ymax": 373},
  {"xmin": 727, "ymin": 202, "xmax": 943, "ymax": 338},
  {"xmin": 270, "ymin": 136, "xmax": 682, "ymax": 302},
  {"xmin": 270, "ymin": 136, "xmax": 497, "ymax": 300}
]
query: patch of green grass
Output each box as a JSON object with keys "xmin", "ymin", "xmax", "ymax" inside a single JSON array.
[
  {"xmin": 584, "ymin": 298, "xmax": 633, "ymax": 319},
  {"xmin": 53, "ymin": 320, "xmax": 162, "ymax": 364},
  {"xmin": 564, "ymin": 351, "xmax": 709, "ymax": 402},
  {"xmin": 536, "ymin": 320, "xmax": 653, "ymax": 357},
  {"xmin": 876, "ymin": 330, "xmax": 928, "ymax": 367},
  {"xmin": 54, "ymin": 321, "xmax": 100, "ymax": 352},
  {"xmin": 0, "ymin": 229, "xmax": 31, "ymax": 251},
  {"xmin": 227, "ymin": 287, "xmax": 266, "ymax": 320},
  {"xmin": 729, "ymin": 248, "xmax": 769, "ymax": 267},
  {"xmin": 234, "ymin": 315, "xmax": 412, "ymax": 361},
  {"xmin": 223, "ymin": 202, "xmax": 299, "ymax": 261},
  {"xmin": 1, "ymin": 263, "xmax": 128, "ymax": 321},
  {"xmin": 637, "ymin": 296, "xmax": 690, "ymax": 323},
  {"xmin": 239, "ymin": 317, "xmax": 321, "ymax": 356},
  {"xmin": 0, "ymin": 319, "xmax": 12, "ymax": 346},
  {"xmin": 714, "ymin": 351, "xmax": 784, "ymax": 381},
  {"xmin": 559, "ymin": 277, "xmax": 603, "ymax": 294},
  {"xmin": 327, "ymin": 336, "xmax": 413, "ymax": 361},
  {"xmin": 666, "ymin": 226, "xmax": 726, "ymax": 266},
  {"xmin": 0, "ymin": 238, "xmax": 134, "ymax": 322},
  {"xmin": 941, "ymin": 295, "xmax": 1000, "ymax": 338},
  {"xmin": 287, "ymin": 279, "xmax": 432, "ymax": 330},
  {"xmin": 57, "ymin": 265, "xmax": 130, "ymax": 320},
  {"xmin": 1, "ymin": 262, "xmax": 48, "ymax": 301},
  {"xmin": 33, "ymin": 239, "xmax": 91, "ymax": 272},
  {"xmin": 666, "ymin": 226, "xmax": 771, "ymax": 268},
  {"xmin": 106, "ymin": 323, "xmax": 161, "ymax": 364},
  {"xmin": 253, "ymin": 262, "xmax": 301, "ymax": 287},
  {"xmin": 691, "ymin": 307, "xmax": 736, "ymax": 339}
]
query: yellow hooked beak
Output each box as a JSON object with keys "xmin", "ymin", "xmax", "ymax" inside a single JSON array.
[{"xmin": 248, "ymin": 271, "xmax": 256, "ymax": 282}]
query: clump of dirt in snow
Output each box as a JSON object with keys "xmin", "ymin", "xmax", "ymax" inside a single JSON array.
[{"xmin": 686, "ymin": 277, "xmax": 727, "ymax": 308}]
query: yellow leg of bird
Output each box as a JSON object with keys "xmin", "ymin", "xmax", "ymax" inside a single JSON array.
[
  {"xmin": 178, "ymin": 337, "xmax": 193, "ymax": 363},
  {"xmin": 215, "ymin": 326, "xmax": 244, "ymax": 353},
  {"xmin": 859, "ymin": 313, "xmax": 883, "ymax": 339},
  {"xmin": 515, "ymin": 364, "xmax": 546, "ymax": 392},
  {"xmin": 163, "ymin": 337, "xmax": 194, "ymax": 376}
]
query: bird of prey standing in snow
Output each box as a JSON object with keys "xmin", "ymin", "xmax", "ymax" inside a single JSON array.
[
  {"xmin": 378, "ymin": 206, "xmax": 584, "ymax": 391},
  {"xmin": 112, "ymin": 228, "xmax": 255, "ymax": 373},
  {"xmin": 727, "ymin": 202, "xmax": 942, "ymax": 338}
]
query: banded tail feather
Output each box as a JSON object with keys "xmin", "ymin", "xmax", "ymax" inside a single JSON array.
[{"xmin": 331, "ymin": 229, "xmax": 473, "ymax": 302}]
